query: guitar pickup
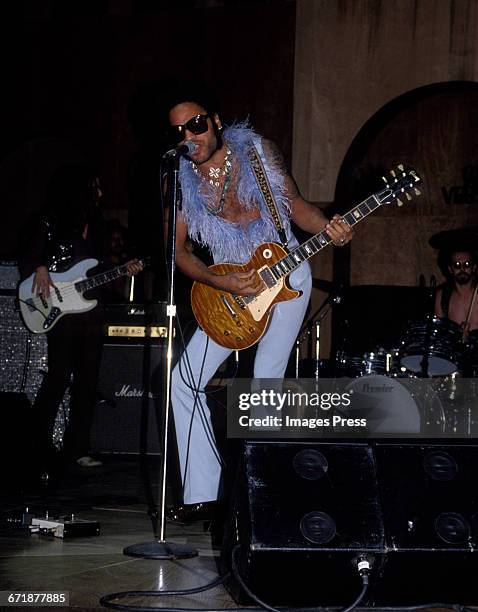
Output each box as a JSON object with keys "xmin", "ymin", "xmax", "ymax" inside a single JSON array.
[
  {"xmin": 258, "ymin": 266, "xmax": 277, "ymax": 288},
  {"xmin": 53, "ymin": 286, "xmax": 63, "ymax": 302}
]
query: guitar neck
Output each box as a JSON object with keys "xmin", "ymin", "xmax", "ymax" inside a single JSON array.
[
  {"xmin": 75, "ymin": 262, "xmax": 131, "ymax": 293},
  {"xmin": 270, "ymin": 193, "xmax": 383, "ymax": 279}
]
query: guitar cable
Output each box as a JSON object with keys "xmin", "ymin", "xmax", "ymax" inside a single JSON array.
[
  {"xmin": 175, "ymin": 317, "xmax": 226, "ymax": 491},
  {"xmin": 18, "ymin": 297, "xmax": 48, "ymax": 321}
]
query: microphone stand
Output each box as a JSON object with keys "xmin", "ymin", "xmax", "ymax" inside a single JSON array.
[
  {"xmin": 295, "ymin": 290, "xmax": 340, "ymax": 379},
  {"xmin": 124, "ymin": 152, "xmax": 197, "ymax": 560},
  {"xmin": 419, "ymin": 276, "xmax": 436, "ymax": 378}
]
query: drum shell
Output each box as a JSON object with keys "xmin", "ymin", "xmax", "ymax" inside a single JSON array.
[
  {"xmin": 400, "ymin": 317, "xmax": 463, "ymax": 376},
  {"xmin": 345, "ymin": 375, "xmax": 446, "ymax": 435},
  {"xmin": 337, "ymin": 349, "xmax": 402, "ymax": 377}
]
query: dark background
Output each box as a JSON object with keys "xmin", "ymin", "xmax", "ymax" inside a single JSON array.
[{"xmin": 0, "ymin": 0, "xmax": 297, "ymax": 274}]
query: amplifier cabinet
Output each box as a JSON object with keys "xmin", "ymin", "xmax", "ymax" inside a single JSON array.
[{"xmin": 91, "ymin": 342, "xmax": 165, "ymax": 454}]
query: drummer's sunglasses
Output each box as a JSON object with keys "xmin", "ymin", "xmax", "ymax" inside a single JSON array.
[
  {"xmin": 451, "ymin": 260, "xmax": 473, "ymax": 270},
  {"xmin": 170, "ymin": 114, "xmax": 210, "ymax": 143}
]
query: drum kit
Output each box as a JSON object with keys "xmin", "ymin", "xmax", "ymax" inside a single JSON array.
[
  {"xmin": 335, "ymin": 316, "xmax": 478, "ymax": 435},
  {"xmin": 311, "ymin": 228, "xmax": 478, "ymax": 436},
  {"xmin": 337, "ymin": 316, "xmax": 472, "ymax": 379}
]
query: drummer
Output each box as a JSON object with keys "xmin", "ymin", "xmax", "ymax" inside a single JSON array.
[{"xmin": 435, "ymin": 248, "xmax": 478, "ymax": 336}]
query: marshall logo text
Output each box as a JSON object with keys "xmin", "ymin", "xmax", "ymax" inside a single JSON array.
[{"xmin": 115, "ymin": 384, "xmax": 157, "ymax": 399}]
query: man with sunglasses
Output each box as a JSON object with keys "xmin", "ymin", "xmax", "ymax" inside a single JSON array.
[
  {"xmin": 163, "ymin": 82, "xmax": 353, "ymax": 523},
  {"xmin": 435, "ymin": 249, "xmax": 478, "ymax": 333}
]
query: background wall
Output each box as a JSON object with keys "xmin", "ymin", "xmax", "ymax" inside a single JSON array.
[
  {"xmin": 2, "ymin": 0, "xmax": 478, "ymax": 359},
  {"xmin": 293, "ymin": 0, "xmax": 478, "ymax": 356},
  {"xmin": 0, "ymin": 0, "xmax": 296, "ymax": 264}
]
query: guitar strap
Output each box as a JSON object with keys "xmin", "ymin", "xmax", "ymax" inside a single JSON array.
[{"xmin": 248, "ymin": 144, "xmax": 288, "ymax": 248}]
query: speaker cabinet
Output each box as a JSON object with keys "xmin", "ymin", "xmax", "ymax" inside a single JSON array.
[
  {"xmin": 223, "ymin": 441, "xmax": 478, "ymax": 607},
  {"xmin": 91, "ymin": 342, "xmax": 165, "ymax": 454},
  {"xmin": 224, "ymin": 441, "xmax": 384, "ymax": 607},
  {"xmin": 373, "ymin": 442, "xmax": 478, "ymax": 602}
]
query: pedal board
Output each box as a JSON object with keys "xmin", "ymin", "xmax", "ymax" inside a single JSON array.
[{"xmin": 30, "ymin": 516, "xmax": 100, "ymax": 538}]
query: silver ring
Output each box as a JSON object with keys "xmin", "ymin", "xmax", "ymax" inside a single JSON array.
[{"xmin": 340, "ymin": 237, "xmax": 346, "ymax": 244}]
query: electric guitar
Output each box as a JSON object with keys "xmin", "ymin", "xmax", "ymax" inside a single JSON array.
[
  {"xmin": 18, "ymin": 257, "xmax": 147, "ymax": 333},
  {"xmin": 191, "ymin": 166, "xmax": 421, "ymax": 350}
]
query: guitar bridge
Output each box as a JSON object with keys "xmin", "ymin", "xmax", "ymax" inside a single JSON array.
[
  {"xmin": 232, "ymin": 295, "xmax": 246, "ymax": 309},
  {"xmin": 43, "ymin": 307, "xmax": 61, "ymax": 330}
]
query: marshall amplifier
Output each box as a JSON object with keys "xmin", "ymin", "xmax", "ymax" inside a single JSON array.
[{"xmin": 91, "ymin": 341, "xmax": 166, "ymax": 454}]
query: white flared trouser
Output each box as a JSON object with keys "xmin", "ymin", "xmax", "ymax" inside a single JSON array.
[{"xmin": 171, "ymin": 263, "xmax": 312, "ymax": 504}]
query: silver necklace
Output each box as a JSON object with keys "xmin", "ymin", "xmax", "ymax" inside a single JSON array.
[{"xmin": 192, "ymin": 147, "xmax": 233, "ymax": 215}]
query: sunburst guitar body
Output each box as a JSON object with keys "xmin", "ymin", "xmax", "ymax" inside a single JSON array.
[
  {"xmin": 192, "ymin": 242, "xmax": 298, "ymax": 350},
  {"xmin": 191, "ymin": 165, "xmax": 422, "ymax": 350}
]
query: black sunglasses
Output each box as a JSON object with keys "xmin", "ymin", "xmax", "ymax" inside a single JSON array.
[
  {"xmin": 451, "ymin": 260, "xmax": 473, "ymax": 270},
  {"xmin": 170, "ymin": 114, "xmax": 210, "ymax": 143}
]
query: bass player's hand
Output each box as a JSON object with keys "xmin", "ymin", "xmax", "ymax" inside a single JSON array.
[
  {"xmin": 126, "ymin": 259, "xmax": 144, "ymax": 276},
  {"xmin": 32, "ymin": 266, "xmax": 54, "ymax": 298}
]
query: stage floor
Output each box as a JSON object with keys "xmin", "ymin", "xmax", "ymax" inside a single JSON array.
[
  {"xmin": 2, "ymin": 455, "xmax": 477, "ymax": 612},
  {"xmin": 0, "ymin": 456, "xmax": 237, "ymax": 611}
]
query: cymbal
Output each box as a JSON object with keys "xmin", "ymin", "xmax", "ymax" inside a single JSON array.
[
  {"xmin": 429, "ymin": 227, "xmax": 478, "ymax": 250},
  {"xmin": 311, "ymin": 278, "xmax": 335, "ymax": 292}
]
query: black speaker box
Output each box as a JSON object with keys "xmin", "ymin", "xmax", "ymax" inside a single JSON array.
[
  {"xmin": 372, "ymin": 442, "xmax": 478, "ymax": 603},
  {"xmin": 223, "ymin": 441, "xmax": 384, "ymax": 607},
  {"xmin": 90, "ymin": 342, "xmax": 165, "ymax": 454},
  {"xmin": 223, "ymin": 441, "xmax": 478, "ymax": 607}
]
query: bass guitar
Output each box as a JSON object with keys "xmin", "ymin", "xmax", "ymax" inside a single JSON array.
[
  {"xmin": 18, "ymin": 257, "xmax": 147, "ymax": 333},
  {"xmin": 191, "ymin": 166, "xmax": 421, "ymax": 350}
]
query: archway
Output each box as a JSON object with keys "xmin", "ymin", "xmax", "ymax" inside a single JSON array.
[{"xmin": 331, "ymin": 81, "xmax": 478, "ymax": 354}]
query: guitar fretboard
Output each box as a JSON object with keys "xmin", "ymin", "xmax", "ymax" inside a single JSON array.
[
  {"xmin": 268, "ymin": 194, "xmax": 382, "ymax": 281},
  {"xmin": 75, "ymin": 263, "xmax": 131, "ymax": 293}
]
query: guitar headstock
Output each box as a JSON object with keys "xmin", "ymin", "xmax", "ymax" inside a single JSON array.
[{"xmin": 377, "ymin": 164, "xmax": 422, "ymax": 207}]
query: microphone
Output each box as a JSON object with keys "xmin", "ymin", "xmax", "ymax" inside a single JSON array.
[{"xmin": 163, "ymin": 140, "xmax": 198, "ymax": 158}]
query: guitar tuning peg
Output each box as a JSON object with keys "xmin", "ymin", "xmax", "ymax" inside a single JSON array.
[
  {"xmin": 390, "ymin": 170, "xmax": 396, "ymax": 177},
  {"xmin": 382, "ymin": 176, "xmax": 388, "ymax": 184},
  {"xmin": 414, "ymin": 188, "xmax": 421, "ymax": 196},
  {"xmin": 397, "ymin": 164, "xmax": 404, "ymax": 171},
  {"xmin": 396, "ymin": 198, "xmax": 404, "ymax": 207},
  {"xmin": 405, "ymin": 192, "xmax": 412, "ymax": 200}
]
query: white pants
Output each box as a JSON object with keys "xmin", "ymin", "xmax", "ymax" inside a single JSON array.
[{"xmin": 171, "ymin": 263, "xmax": 312, "ymax": 504}]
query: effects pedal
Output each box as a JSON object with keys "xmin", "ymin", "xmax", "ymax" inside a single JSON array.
[{"xmin": 30, "ymin": 513, "xmax": 100, "ymax": 538}]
